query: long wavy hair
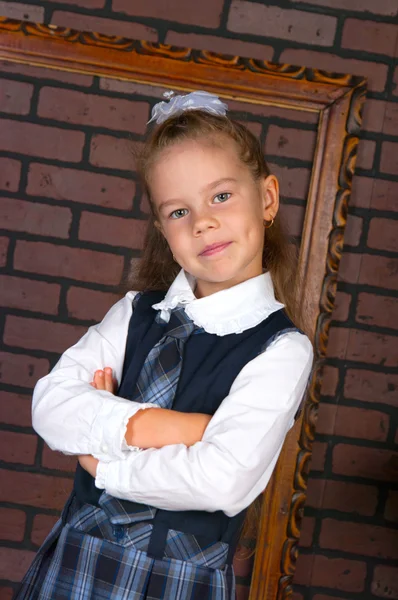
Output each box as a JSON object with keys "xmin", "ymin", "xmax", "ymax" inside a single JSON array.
[{"xmin": 124, "ymin": 109, "xmax": 311, "ymax": 554}]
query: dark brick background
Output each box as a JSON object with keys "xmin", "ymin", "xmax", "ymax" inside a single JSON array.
[{"xmin": 0, "ymin": 1, "xmax": 397, "ymax": 599}]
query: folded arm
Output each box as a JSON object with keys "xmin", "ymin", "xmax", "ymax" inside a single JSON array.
[
  {"xmin": 31, "ymin": 291, "xmax": 161, "ymax": 462},
  {"xmin": 95, "ymin": 332, "xmax": 314, "ymax": 517}
]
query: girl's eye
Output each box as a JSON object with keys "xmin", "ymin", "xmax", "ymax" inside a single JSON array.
[
  {"xmin": 213, "ymin": 192, "xmax": 231, "ymax": 203},
  {"xmin": 169, "ymin": 208, "xmax": 188, "ymax": 219}
]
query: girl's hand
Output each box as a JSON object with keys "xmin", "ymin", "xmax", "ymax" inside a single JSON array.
[
  {"xmin": 78, "ymin": 454, "xmax": 99, "ymax": 478},
  {"xmin": 90, "ymin": 367, "xmax": 118, "ymax": 393}
]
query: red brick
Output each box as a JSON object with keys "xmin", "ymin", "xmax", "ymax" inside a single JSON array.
[
  {"xmin": 344, "ymin": 368, "xmax": 398, "ymax": 407},
  {"xmin": 310, "ymin": 441, "xmax": 327, "ymax": 471},
  {"xmin": 317, "ymin": 404, "xmax": 389, "ymax": 441},
  {"xmin": 311, "ymin": 554, "xmax": 366, "ymax": 592},
  {"xmin": 383, "ymin": 102, "xmax": 398, "ymax": 136},
  {"xmin": 0, "ymin": 351, "xmax": 49, "ymax": 388},
  {"xmin": 41, "ymin": 444, "xmax": 77, "ymax": 472},
  {"xmin": 0, "ymin": 391, "xmax": 32, "ymax": 427},
  {"xmin": 351, "ymin": 177, "xmax": 398, "ymax": 211},
  {"xmin": 0, "ymin": 1, "xmax": 44, "ymax": 21},
  {"xmin": 99, "ymin": 79, "xmax": 167, "ymax": 99},
  {"xmin": 4, "ymin": 315, "xmax": 87, "ymax": 354},
  {"xmin": 38, "ymin": 87, "xmax": 149, "ymax": 134},
  {"xmin": 90, "ymin": 134, "xmax": 139, "ymax": 171},
  {"xmin": 339, "ymin": 253, "xmax": 398, "ymax": 291},
  {"xmin": 267, "ymin": 163, "xmax": 310, "ymax": 201},
  {"xmin": 385, "ymin": 490, "xmax": 398, "ymax": 523},
  {"xmin": 0, "ymin": 431, "xmax": 37, "ymax": 465},
  {"xmin": 320, "ymin": 365, "xmax": 339, "ymax": 396},
  {"xmin": 67, "ymin": 287, "xmax": 121, "ymax": 322},
  {"xmin": 228, "ymin": 0, "xmax": 336, "ymax": 46},
  {"xmin": 320, "ymin": 518, "xmax": 398, "ymax": 560},
  {"xmin": 79, "ymin": 212, "xmax": 147, "ymax": 250},
  {"xmin": 290, "ymin": 0, "xmax": 397, "ymax": 16},
  {"xmin": 0, "ymin": 587, "xmax": 14, "ymax": 600},
  {"xmin": 368, "ymin": 218, "xmax": 398, "ymax": 253},
  {"xmin": 306, "ymin": 479, "xmax": 378, "ymax": 516},
  {"xmin": 343, "ymin": 214, "xmax": 362, "ymax": 246},
  {"xmin": 228, "ymin": 99, "xmax": 319, "ymax": 124},
  {"xmin": 342, "ymin": 20, "xmax": 397, "ymax": 55},
  {"xmin": 292, "ymin": 594, "xmax": 304, "ymax": 600},
  {"xmin": 331, "ymin": 291, "xmax": 351, "ymax": 321},
  {"xmin": 14, "ymin": 241, "xmax": 124, "ymax": 285},
  {"xmin": 0, "ymin": 236, "xmax": 9, "ymax": 267},
  {"xmin": 0, "ymin": 157, "xmax": 21, "ymax": 193},
  {"xmin": 265, "ymin": 126, "xmax": 316, "ymax": 162},
  {"xmin": 372, "ymin": 565, "xmax": 398, "ymax": 598},
  {"xmin": 0, "ymin": 79, "xmax": 33, "ymax": 115},
  {"xmin": 356, "ymin": 139, "xmax": 376, "ymax": 170},
  {"xmin": 0, "ymin": 468, "xmax": 73, "ymax": 510},
  {"xmin": 52, "ymin": 11, "xmax": 158, "ymax": 41},
  {"xmin": 280, "ymin": 49, "xmax": 387, "ymax": 93},
  {"xmin": 0, "ymin": 197, "xmax": 71, "ymax": 238},
  {"xmin": 113, "ymin": 0, "xmax": 224, "ymax": 27},
  {"xmin": 31, "ymin": 514, "xmax": 59, "ymax": 546},
  {"xmin": 380, "ymin": 142, "xmax": 398, "ymax": 176},
  {"xmin": 333, "ymin": 444, "xmax": 398, "ymax": 482},
  {"xmin": 0, "ymin": 275, "xmax": 60, "ymax": 314},
  {"xmin": 298, "ymin": 516, "xmax": 315, "ymax": 547},
  {"xmin": 0, "ymin": 547, "xmax": 36, "ymax": 582},
  {"xmin": 356, "ymin": 292, "xmax": 398, "ymax": 329},
  {"xmin": 293, "ymin": 552, "xmax": 313, "ymax": 586},
  {"xmin": 328, "ymin": 327, "xmax": 397, "ymax": 367},
  {"xmin": 0, "ymin": 507, "xmax": 26, "ymax": 541},
  {"xmin": 165, "ymin": 31, "xmax": 273, "ymax": 61},
  {"xmin": 0, "ymin": 59, "xmax": 93, "ymax": 87},
  {"xmin": 362, "ymin": 99, "xmax": 387, "ymax": 134},
  {"xmin": 27, "ymin": 163, "xmax": 135, "ymax": 210},
  {"xmin": 393, "ymin": 67, "xmax": 398, "ymax": 97},
  {"xmin": 0, "ymin": 118, "xmax": 84, "ymax": 162}
]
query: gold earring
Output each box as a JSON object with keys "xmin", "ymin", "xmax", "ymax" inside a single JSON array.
[{"xmin": 263, "ymin": 215, "xmax": 274, "ymax": 229}]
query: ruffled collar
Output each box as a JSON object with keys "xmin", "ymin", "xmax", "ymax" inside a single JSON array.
[{"xmin": 151, "ymin": 269, "xmax": 285, "ymax": 336}]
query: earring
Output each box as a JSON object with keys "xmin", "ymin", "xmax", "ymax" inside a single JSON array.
[{"xmin": 263, "ymin": 215, "xmax": 274, "ymax": 229}]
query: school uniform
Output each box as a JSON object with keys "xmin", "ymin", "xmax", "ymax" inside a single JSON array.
[{"xmin": 14, "ymin": 269, "xmax": 313, "ymax": 600}]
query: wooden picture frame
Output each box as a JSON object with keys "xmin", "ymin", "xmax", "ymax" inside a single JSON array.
[{"xmin": 0, "ymin": 18, "xmax": 366, "ymax": 600}]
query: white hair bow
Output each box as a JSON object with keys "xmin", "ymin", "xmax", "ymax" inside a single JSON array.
[{"xmin": 147, "ymin": 90, "xmax": 228, "ymax": 125}]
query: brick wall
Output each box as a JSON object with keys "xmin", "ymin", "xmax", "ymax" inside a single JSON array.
[{"xmin": 0, "ymin": 1, "xmax": 397, "ymax": 599}]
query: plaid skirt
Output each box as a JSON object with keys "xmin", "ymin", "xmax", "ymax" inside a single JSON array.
[{"xmin": 13, "ymin": 491, "xmax": 236, "ymax": 600}]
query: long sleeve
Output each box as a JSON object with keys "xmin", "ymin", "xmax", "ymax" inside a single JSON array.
[
  {"xmin": 31, "ymin": 291, "xmax": 160, "ymax": 462},
  {"xmin": 95, "ymin": 331, "xmax": 314, "ymax": 516}
]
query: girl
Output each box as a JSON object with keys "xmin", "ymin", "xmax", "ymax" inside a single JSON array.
[{"xmin": 14, "ymin": 90, "xmax": 314, "ymax": 600}]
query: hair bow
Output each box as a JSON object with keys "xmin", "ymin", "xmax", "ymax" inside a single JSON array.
[{"xmin": 147, "ymin": 90, "xmax": 228, "ymax": 125}]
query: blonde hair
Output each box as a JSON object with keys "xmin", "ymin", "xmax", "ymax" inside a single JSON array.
[{"xmin": 124, "ymin": 109, "xmax": 310, "ymax": 554}]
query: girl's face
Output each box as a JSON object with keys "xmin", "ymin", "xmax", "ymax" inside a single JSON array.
[{"xmin": 149, "ymin": 138, "xmax": 279, "ymax": 298}]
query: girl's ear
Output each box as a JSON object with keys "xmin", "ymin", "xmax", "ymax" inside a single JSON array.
[{"xmin": 261, "ymin": 174, "xmax": 279, "ymax": 221}]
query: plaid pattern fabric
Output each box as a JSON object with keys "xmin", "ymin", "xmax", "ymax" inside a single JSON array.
[
  {"xmin": 131, "ymin": 307, "xmax": 198, "ymax": 408},
  {"xmin": 14, "ymin": 494, "xmax": 235, "ymax": 600}
]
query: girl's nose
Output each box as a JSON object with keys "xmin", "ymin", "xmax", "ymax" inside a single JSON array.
[{"xmin": 192, "ymin": 212, "xmax": 219, "ymax": 235}]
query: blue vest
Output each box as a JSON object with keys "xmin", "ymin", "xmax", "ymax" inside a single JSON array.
[{"xmin": 73, "ymin": 291, "xmax": 302, "ymax": 563}]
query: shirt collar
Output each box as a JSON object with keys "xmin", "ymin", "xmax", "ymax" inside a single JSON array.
[{"xmin": 151, "ymin": 268, "xmax": 285, "ymax": 336}]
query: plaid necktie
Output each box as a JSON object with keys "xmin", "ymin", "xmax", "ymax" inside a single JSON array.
[{"xmin": 130, "ymin": 306, "xmax": 197, "ymax": 409}]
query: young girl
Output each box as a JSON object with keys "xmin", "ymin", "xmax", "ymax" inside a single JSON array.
[{"xmin": 14, "ymin": 90, "xmax": 314, "ymax": 600}]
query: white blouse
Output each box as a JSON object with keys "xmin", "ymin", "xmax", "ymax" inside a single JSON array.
[{"xmin": 32, "ymin": 269, "xmax": 314, "ymax": 518}]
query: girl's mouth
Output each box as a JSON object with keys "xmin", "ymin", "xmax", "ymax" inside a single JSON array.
[{"xmin": 200, "ymin": 242, "xmax": 232, "ymax": 256}]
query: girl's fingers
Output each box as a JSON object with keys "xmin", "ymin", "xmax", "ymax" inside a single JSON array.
[
  {"xmin": 94, "ymin": 370, "xmax": 106, "ymax": 391},
  {"xmin": 104, "ymin": 367, "xmax": 114, "ymax": 393}
]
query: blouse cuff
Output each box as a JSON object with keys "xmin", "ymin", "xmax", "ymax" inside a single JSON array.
[{"xmin": 90, "ymin": 401, "xmax": 160, "ymax": 462}]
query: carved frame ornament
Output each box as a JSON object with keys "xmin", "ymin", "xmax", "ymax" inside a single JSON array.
[{"xmin": 0, "ymin": 18, "xmax": 366, "ymax": 600}]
